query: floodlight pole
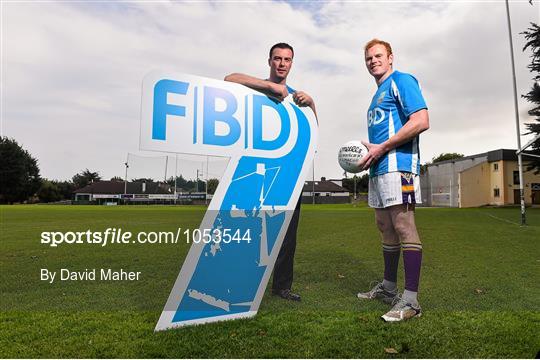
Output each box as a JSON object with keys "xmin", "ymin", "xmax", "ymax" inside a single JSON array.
[
  {"xmin": 505, "ymin": 0, "xmax": 526, "ymax": 226},
  {"xmin": 124, "ymin": 154, "xmax": 129, "ymax": 195},
  {"xmin": 312, "ymin": 158, "xmax": 315, "ymax": 205},
  {"xmin": 174, "ymin": 154, "xmax": 178, "ymax": 205},
  {"xmin": 164, "ymin": 156, "xmax": 169, "ymax": 183},
  {"xmin": 205, "ymin": 157, "xmax": 209, "ymax": 205},
  {"xmin": 353, "ymin": 175, "xmax": 357, "ymax": 201}
]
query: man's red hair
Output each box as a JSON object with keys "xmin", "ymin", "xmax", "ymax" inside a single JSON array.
[{"xmin": 364, "ymin": 39, "xmax": 393, "ymax": 55}]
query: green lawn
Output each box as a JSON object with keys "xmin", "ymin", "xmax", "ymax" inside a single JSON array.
[{"xmin": 1, "ymin": 204, "xmax": 539, "ymax": 358}]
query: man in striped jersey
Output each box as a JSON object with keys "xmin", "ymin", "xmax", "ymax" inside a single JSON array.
[{"xmin": 356, "ymin": 39, "xmax": 430, "ymax": 322}]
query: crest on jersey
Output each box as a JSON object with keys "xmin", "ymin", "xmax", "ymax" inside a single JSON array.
[{"xmin": 377, "ymin": 91, "xmax": 386, "ymax": 105}]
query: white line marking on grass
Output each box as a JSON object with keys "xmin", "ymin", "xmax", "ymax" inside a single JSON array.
[{"xmin": 484, "ymin": 213, "xmax": 521, "ymax": 226}]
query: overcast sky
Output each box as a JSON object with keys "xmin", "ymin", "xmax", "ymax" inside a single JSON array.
[{"xmin": 2, "ymin": 1, "xmax": 539, "ymax": 182}]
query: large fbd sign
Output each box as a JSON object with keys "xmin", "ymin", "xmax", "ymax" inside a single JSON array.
[{"xmin": 140, "ymin": 72, "xmax": 318, "ymax": 331}]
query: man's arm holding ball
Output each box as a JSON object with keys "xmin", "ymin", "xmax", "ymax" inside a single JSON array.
[{"xmin": 359, "ymin": 109, "xmax": 429, "ymax": 170}]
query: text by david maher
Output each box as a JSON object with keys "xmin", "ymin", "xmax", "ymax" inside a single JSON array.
[{"xmin": 41, "ymin": 268, "xmax": 141, "ymax": 283}]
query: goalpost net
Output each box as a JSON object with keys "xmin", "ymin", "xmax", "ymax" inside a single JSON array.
[{"xmin": 123, "ymin": 152, "xmax": 229, "ymax": 204}]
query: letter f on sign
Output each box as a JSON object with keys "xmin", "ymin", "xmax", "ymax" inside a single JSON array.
[{"xmin": 152, "ymin": 79, "xmax": 189, "ymax": 140}]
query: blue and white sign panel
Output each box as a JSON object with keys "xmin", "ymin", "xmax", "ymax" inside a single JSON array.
[{"xmin": 140, "ymin": 72, "xmax": 318, "ymax": 330}]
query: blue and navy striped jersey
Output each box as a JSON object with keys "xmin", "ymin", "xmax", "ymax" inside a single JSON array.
[{"xmin": 367, "ymin": 70, "xmax": 427, "ymax": 177}]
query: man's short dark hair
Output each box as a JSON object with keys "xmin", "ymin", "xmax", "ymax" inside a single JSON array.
[{"xmin": 269, "ymin": 43, "xmax": 294, "ymax": 59}]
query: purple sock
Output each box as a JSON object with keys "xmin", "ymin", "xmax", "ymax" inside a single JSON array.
[
  {"xmin": 382, "ymin": 243, "xmax": 401, "ymax": 283},
  {"xmin": 402, "ymin": 243, "xmax": 423, "ymax": 292}
]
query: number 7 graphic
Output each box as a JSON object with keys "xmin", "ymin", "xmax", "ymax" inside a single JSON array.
[{"xmin": 140, "ymin": 72, "xmax": 318, "ymax": 330}]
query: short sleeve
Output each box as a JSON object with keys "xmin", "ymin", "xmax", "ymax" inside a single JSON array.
[
  {"xmin": 286, "ymin": 85, "xmax": 296, "ymax": 94},
  {"xmin": 394, "ymin": 73, "xmax": 427, "ymax": 117}
]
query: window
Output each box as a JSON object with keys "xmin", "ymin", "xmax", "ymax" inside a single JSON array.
[
  {"xmin": 494, "ymin": 188, "xmax": 500, "ymax": 197},
  {"xmin": 513, "ymin": 171, "xmax": 520, "ymax": 185},
  {"xmin": 493, "ymin": 163, "xmax": 499, "ymax": 171}
]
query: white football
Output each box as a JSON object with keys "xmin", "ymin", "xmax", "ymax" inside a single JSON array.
[{"xmin": 338, "ymin": 140, "xmax": 365, "ymax": 173}]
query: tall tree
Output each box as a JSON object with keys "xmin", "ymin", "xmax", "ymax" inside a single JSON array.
[
  {"xmin": 131, "ymin": 178, "xmax": 154, "ymax": 183},
  {"xmin": 193, "ymin": 179, "xmax": 206, "ymax": 193},
  {"xmin": 52, "ymin": 180, "xmax": 75, "ymax": 200},
  {"xmin": 206, "ymin": 178, "xmax": 220, "ymax": 195},
  {"xmin": 0, "ymin": 137, "xmax": 41, "ymax": 204},
  {"xmin": 431, "ymin": 153, "xmax": 465, "ymax": 163},
  {"xmin": 342, "ymin": 174, "xmax": 369, "ymax": 194},
  {"xmin": 166, "ymin": 175, "xmax": 189, "ymax": 190},
  {"xmin": 522, "ymin": 22, "xmax": 540, "ymax": 173},
  {"xmin": 37, "ymin": 180, "xmax": 62, "ymax": 203},
  {"xmin": 72, "ymin": 169, "xmax": 101, "ymax": 189}
]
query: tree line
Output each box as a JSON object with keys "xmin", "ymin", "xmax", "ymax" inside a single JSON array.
[
  {"xmin": 522, "ymin": 22, "xmax": 540, "ymax": 173},
  {"xmin": 0, "ymin": 137, "xmax": 221, "ymax": 204}
]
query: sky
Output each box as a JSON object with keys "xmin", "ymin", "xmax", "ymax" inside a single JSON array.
[{"xmin": 2, "ymin": 0, "xmax": 539, "ymax": 182}]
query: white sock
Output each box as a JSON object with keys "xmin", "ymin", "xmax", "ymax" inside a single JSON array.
[
  {"xmin": 403, "ymin": 289, "xmax": 419, "ymax": 306},
  {"xmin": 382, "ymin": 279, "xmax": 397, "ymax": 292}
]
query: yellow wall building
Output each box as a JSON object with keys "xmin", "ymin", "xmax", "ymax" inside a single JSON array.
[{"xmin": 422, "ymin": 149, "xmax": 540, "ymax": 208}]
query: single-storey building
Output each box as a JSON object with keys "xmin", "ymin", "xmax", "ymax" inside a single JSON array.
[
  {"xmin": 420, "ymin": 149, "xmax": 540, "ymax": 207},
  {"xmin": 74, "ymin": 180, "xmax": 206, "ymax": 204},
  {"xmin": 302, "ymin": 178, "xmax": 350, "ymax": 204}
]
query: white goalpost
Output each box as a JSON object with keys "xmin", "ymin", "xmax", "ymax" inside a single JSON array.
[{"xmin": 122, "ymin": 152, "xmax": 229, "ymax": 204}]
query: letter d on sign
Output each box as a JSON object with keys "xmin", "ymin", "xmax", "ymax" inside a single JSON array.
[{"xmin": 140, "ymin": 72, "xmax": 318, "ymax": 330}]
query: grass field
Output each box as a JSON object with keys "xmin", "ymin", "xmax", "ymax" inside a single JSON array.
[{"xmin": 1, "ymin": 204, "xmax": 539, "ymax": 358}]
